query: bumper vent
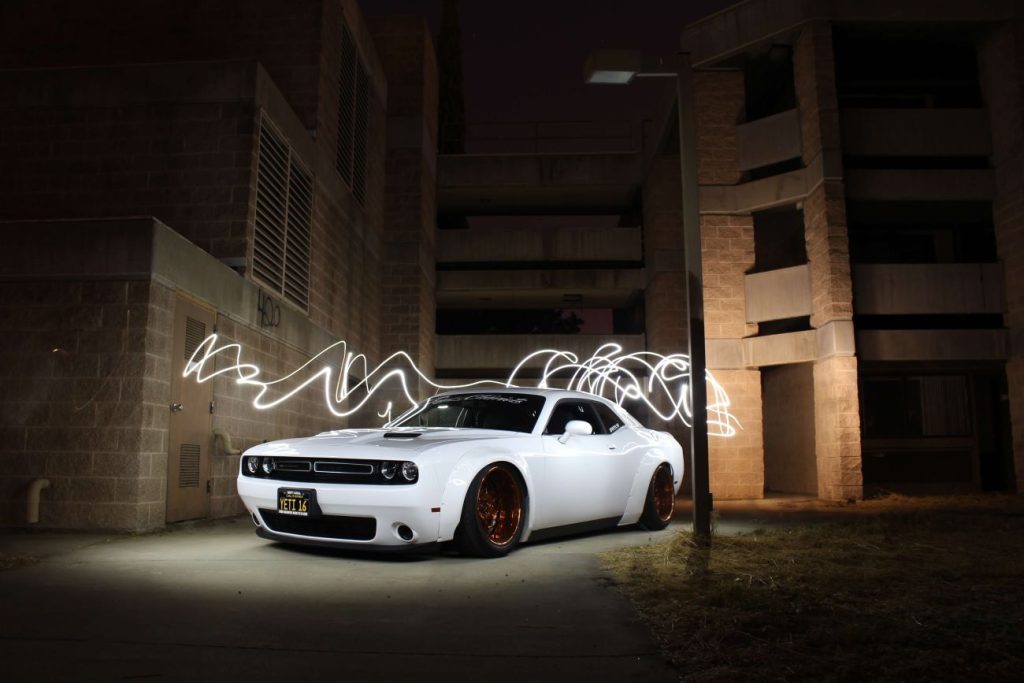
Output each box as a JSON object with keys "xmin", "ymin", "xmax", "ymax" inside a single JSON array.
[{"xmin": 260, "ymin": 510, "xmax": 376, "ymax": 541}]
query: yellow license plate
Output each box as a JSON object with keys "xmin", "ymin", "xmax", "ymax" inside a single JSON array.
[{"xmin": 277, "ymin": 488, "xmax": 317, "ymax": 517}]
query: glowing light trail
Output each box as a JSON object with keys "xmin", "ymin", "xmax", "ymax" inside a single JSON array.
[{"xmin": 184, "ymin": 335, "xmax": 740, "ymax": 437}]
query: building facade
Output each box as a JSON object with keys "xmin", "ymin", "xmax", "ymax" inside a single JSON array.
[
  {"xmin": 0, "ymin": 0, "xmax": 1021, "ymax": 532},
  {"xmin": 0, "ymin": 0, "xmax": 437, "ymax": 529},
  {"xmin": 674, "ymin": 0, "xmax": 1022, "ymax": 499}
]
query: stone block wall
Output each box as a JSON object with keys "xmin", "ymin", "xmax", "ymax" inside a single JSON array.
[
  {"xmin": 813, "ymin": 356, "xmax": 862, "ymax": 500},
  {"xmin": 794, "ymin": 20, "xmax": 862, "ymax": 500},
  {"xmin": 204, "ymin": 314, "xmax": 346, "ymax": 520},
  {"xmin": 0, "ymin": 279, "xmax": 160, "ymax": 529},
  {"xmin": 0, "ymin": 72, "xmax": 256, "ymax": 260},
  {"xmin": 0, "ymin": 0, "xmax": 327, "ymax": 133},
  {"xmin": 371, "ymin": 17, "xmax": 440, "ymax": 395},
  {"xmin": 707, "ymin": 369, "xmax": 764, "ymax": 499}
]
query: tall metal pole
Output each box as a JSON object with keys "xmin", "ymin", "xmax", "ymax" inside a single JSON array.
[{"xmin": 676, "ymin": 53, "xmax": 712, "ymax": 545}]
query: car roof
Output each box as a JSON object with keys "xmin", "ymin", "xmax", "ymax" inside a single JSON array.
[{"xmin": 432, "ymin": 386, "xmax": 615, "ymax": 403}]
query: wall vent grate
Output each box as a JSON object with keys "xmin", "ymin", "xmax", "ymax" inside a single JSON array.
[{"xmin": 179, "ymin": 444, "xmax": 201, "ymax": 488}]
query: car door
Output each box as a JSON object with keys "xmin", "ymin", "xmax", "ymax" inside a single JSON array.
[{"xmin": 534, "ymin": 399, "xmax": 629, "ymax": 529}]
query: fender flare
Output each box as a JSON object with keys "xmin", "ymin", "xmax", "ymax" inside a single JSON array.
[{"xmin": 437, "ymin": 447, "xmax": 536, "ymax": 543}]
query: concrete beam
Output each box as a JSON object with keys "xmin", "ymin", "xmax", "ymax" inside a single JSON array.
[
  {"xmin": 844, "ymin": 169, "xmax": 995, "ymax": 201},
  {"xmin": 736, "ymin": 108, "xmax": 802, "ymax": 171},
  {"xmin": 681, "ymin": 0, "xmax": 1017, "ymax": 67},
  {"xmin": 857, "ymin": 329, "xmax": 1009, "ymax": 361},
  {"xmin": 853, "ymin": 263, "xmax": 1005, "ymax": 315},
  {"xmin": 437, "ymin": 227, "xmax": 642, "ymax": 264},
  {"xmin": 745, "ymin": 264, "xmax": 811, "ymax": 323},
  {"xmin": 437, "ymin": 153, "xmax": 643, "ymax": 214},
  {"xmin": 436, "ymin": 334, "xmax": 647, "ymax": 371},
  {"xmin": 841, "ymin": 109, "xmax": 992, "ymax": 158}
]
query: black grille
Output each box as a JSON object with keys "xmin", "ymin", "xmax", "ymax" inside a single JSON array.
[
  {"xmin": 261, "ymin": 459, "xmax": 381, "ymax": 484},
  {"xmin": 260, "ymin": 510, "xmax": 376, "ymax": 541}
]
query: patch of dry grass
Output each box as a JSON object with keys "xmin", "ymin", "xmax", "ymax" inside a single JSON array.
[{"xmin": 604, "ymin": 495, "xmax": 1024, "ymax": 681}]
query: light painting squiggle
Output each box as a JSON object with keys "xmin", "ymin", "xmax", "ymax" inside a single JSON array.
[{"xmin": 183, "ymin": 335, "xmax": 740, "ymax": 437}]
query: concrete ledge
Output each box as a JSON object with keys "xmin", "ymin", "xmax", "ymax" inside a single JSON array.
[
  {"xmin": 707, "ymin": 321, "xmax": 854, "ymax": 370},
  {"xmin": 436, "ymin": 334, "xmax": 646, "ymax": 371},
  {"xmin": 857, "ymin": 329, "xmax": 1009, "ymax": 361},
  {"xmin": 438, "ymin": 227, "xmax": 642, "ymax": 264},
  {"xmin": 737, "ymin": 108, "xmax": 802, "ymax": 171},
  {"xmin": 841, "ymin": 109, "xmax": 992, "ymax": 158},
  {"xmin": 845, "ymin": 169, "xmax": 995, "ymax": 201},
  {"xmin": 437, "ymin": 268, "xmax": 645, "ymax": 308},
  {"xmin": 0, "ymin": 218, "xmax": 339, "ymax": 359},
  {"xmin": 853, "ymin": 263, "xmax": 1005, "ymax": 315},
  {"xmin": 745, "ymin": 264, "xmax": 811, "ymax": 323},
  {"xmin": 681, "ymin": 0, "xmax": 1017, "ymax": 66}
]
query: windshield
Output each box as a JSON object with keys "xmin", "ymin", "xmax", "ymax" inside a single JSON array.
[{"xmin": 391, "ymin": 393, "xmax": 545, "ymax": 433}]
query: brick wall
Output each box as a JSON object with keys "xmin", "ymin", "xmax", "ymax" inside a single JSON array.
[
  {"xmin": 0, "ymin": 279, "xmax": 160, "ymax": 529},
  {"xmin": 701, "ymin": 215, "xmax": 757, "ymax": 340},
  {"xmin": 0, "ymin": 73, "xmax": 255, "ymax": 260},
  {"xmin": 695, "ymin": 70, "xmax": 745, "ymax": 186},
  {"xmin": 793, "ymin": 20, "xmax": 862, "ymax": 500},
  {"xmin": 371, "ymin": 17, "xmax": 439, "ymax": 391},
  {"xmin": 979, "ymin": 22, "xmax": 1024, "ymax": 492},
  {"xmin": 206, "ymin": 314, "xmax": 345, "ymax": 520},
  {"xmin": 707, "ymin": 370, "xmax": 764, "ymax": 499},
  {"xmin": 813, "ymin": 356, "xmax": 862, "ymax": 500},
  {"xmin": 0, "ymin": 0, "xmax": 325, "ymax": 133}
]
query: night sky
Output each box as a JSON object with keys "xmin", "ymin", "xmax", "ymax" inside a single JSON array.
[{"xmin": 361, "ymin": 0, "xmax": 735, "ymax": 128}]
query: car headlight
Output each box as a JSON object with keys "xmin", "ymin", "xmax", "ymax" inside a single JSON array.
[
  {"xmin": 381, "ymin": 461, "xmax": 398, "ymax": 480},
  {"xmin": 244, "ymin": 456, "xmax": 260, "ymax": 476},
  {"xmin": 261, "ymin": 457, "xmax": 275, "ymax": 475},
  {"xmin": 401, "ymin": 461, "xmax": 418, "ymax": 483}
]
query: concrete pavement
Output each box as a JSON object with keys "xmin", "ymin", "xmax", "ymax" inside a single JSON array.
[{"xmin": 0, "ymin": 516, "xmax": 683, "ymax": 682}]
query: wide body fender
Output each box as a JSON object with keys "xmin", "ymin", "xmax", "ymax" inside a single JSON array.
[
  {"xmin": 437, "ymin": 446, "xmax": 538, "ymax": 543},
  {"xmin": 619, "ymin": 435, "xmax": 685, "ymax": 526}
]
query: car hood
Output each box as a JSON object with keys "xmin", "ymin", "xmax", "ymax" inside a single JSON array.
[{"xmin": 243, "ymin": 427, "xmax": 524, "ymax": 458}]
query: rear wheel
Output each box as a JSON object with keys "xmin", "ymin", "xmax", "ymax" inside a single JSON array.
[
  {"xmin": 639, "ymin": 463, "xmax": 675, "ymax": 531},
  {"xmin": 456, "ymin": 463, "xmax": 526, "ymax": 557}
]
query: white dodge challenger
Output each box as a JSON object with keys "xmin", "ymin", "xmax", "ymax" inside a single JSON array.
[{"xmin": 237, "ymin": 388, "xmax": 684, "ymax": 557}]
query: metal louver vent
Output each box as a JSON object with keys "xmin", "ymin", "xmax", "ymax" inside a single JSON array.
[
  {"xmin": 184, "ymin": 316, "xmax": 206, "ymax": 361},
  {"xmin": 254, "ymin": 121, "xmax": 289, "ymax": 293},
  {"xmin": 336, "ymin": 23, "xmax": 356, "ymax": 185},
  {"xmin": 284, "ymin": 162, "xmax": 312, "ymax": 309},
  {"xmin": 353, "ymin": 63, "xmax": 369, "ymax": 205},
  {"xmin": 253, "ymin": 116, "xmax": 313, "ymax": 311},
  {"xmin": 179, "ymin": 444, "xmax": 201, "ymax": 488}
]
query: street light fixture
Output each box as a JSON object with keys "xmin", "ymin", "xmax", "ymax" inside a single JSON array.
[{"xmin": 585, "ymin": 48, "xmax": 713, "ymax": 546}]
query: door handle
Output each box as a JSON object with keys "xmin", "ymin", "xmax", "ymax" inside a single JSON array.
[
  {"xmin": 607, "ymin": 444, "xmax": 617, "ymax": 450},
  {"xmin": 170, "ymin": 403, "xmax": 184, "ymax": 413}
]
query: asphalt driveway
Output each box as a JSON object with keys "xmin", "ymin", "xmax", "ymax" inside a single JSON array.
[{"xmin": 0, "ymin": 517, "xmax": 680, "ymax": 682}]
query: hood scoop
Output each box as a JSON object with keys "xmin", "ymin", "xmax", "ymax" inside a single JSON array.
[{"xmin": 383, "ymin": 431, "xmax": 424, "ymax": 439}]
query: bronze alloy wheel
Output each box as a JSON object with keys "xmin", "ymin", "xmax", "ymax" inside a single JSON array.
[
  {"xmin": 475, "ymin": 465, "xmax": 523, "ymax": 547},
  {"xmin": 653, "ymin": 465, "xmax": 674, "ymax": 523}
]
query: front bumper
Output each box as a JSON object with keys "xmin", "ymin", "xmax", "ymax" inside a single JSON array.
[{"xmin": 237, "ymin": 475, "xmax": 442, "ymax": 549}]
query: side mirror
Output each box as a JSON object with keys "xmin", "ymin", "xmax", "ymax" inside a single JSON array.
[{"xmin": 558, "ymin": 419, "xmax": 593, "ymax": 444}]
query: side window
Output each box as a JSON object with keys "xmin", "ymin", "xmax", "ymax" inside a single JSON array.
[
  {"xmin": 594, "ymin": 403, "xmax": 624, "ymax": 434},
  {"xmin": 543, "ymin": 401, "xmax": 606, "ymax": 435}
]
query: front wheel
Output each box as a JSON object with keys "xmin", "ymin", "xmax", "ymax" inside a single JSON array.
[
  {"xmin": 638, "ymin": 463, "xmax": 675, "ymax": 531},
  {"xmin": 456, "ymin": 463, "xmax": 526, "ymax": 557}
]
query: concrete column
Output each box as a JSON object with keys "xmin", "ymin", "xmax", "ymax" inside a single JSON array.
[
  {"xmin": 979, "ymin": 22, "xmax": 1024, "ymax": 492},
  {"xmin": 369, "ymin": 18, "xmax": 438, "ymax": 403},
  {"xmin": 693, "ymin": 69, "xmax": 764, "ymax": 499},
  {"xmin": 794, "ymin": 20, "xmax": 862, "ymax": 500}
]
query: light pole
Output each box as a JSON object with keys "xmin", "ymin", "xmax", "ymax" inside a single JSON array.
[{"xmin": 585, "ymin": 50, "xmax": 712, "ymax": 545}]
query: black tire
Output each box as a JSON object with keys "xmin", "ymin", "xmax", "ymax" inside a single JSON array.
[
  {"xmin": 638, "ymin": 463, "xmax": 675, "ymax": 531},
  {"xmin": 456, "ymin": 463, "xmax": 527, "ymax": 558}
]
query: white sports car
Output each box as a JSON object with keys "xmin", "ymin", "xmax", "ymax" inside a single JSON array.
[{"xmin": 237, "ymin": 388, "xmax": 684, "ymax": 557}]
